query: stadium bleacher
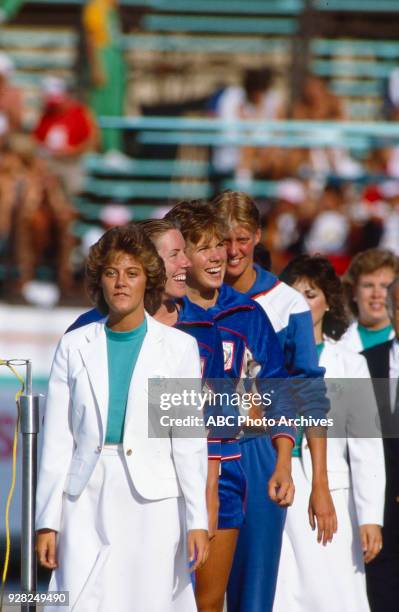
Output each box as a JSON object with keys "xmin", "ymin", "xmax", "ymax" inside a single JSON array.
[
  {"xmin": 0, "ymin": 26, "xmax": 77, "ymax": 126},
  {"xmin": 1, "ymin": 0, "xmax": 399, "ymax": 263}
]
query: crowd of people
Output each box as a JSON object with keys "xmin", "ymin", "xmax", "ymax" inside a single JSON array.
[
  {"xmin": 35, "ymin": 191, "xmax": 399, "ymax": 612},
  {"xmin": 0, "ymin": 0, "xmax": 125, "ymax": 302},
  {"xmin": 0, "ymin": 49, "xmax": 100, "ymax": 302},
  {"xmin": 3, "ymin": 60, "xmax": 399, "ymax": 302},
  {"xmin": 1, "ymin": 0, "xmax": 399, "ymax": 303},
  {"xmin": 211, "ymin": 68, "xmax": 399, "ymax": 274}
]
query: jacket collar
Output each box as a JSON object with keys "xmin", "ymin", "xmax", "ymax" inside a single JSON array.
[
  {"xmin": 78, "ymin": 313, "xmax": 162, "ymax": 439},
  {"xmin": 246, "ymin": 264, "xmax": 278, "ymax": 297}
]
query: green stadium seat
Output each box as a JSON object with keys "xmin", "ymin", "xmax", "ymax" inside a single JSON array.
[
  {"xmin": 84, "ymin": 155, "xmax": 209, "ymax": 178},
  {"xmin": 9, "ymin": 51, "xmax": 74, "ymax": 70},
  {"xmin": 27, "ymin": 0, "xmax": 303, "ymax": 12},
  {"xmin": 330, "ymin": 79, "xmax": 382, "ymax": 97},
  {"xmin": 313, "ymin": 0, "xmax": 399, "ymax": 12},
  {"xmin": 311, "ymin": 59, "xmax": 395, "ymax": 79},
  {"xmin": 0, "ymin": 28, "xmax": 77, "ymax": 48},
  {"xmin": 126, "ymin": 0, "xmax": 304, "ymax": 14},
  {"xmin": 143, "ymin": 14, "xmax": 298, "ymax": 35},
  {"xmin": 83, "ymin": 178, "xmax": 212, "ymax": 200},
  {"xmin": 344, "ymin": 100, "xmax": 382, "ymax": 120},
  {"xmin": 123, "ymin": 33, "xmax": 289, "ymax": 54},
  {"xmin": 311, "ymin": 38, "xmax": 399, "ymax": 59}
]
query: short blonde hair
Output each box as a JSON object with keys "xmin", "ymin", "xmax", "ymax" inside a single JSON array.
[{"xmin": 212, "ymin": 190, "xmax": 260, "ymax": 234}]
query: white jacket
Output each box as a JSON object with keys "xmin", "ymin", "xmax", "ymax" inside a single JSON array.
[
  {"xmin": 300, "ymin": 337, "xmax": 386, "ymax": 526},
  {"xmin": 36, "ymin": 314, "xmax": 208, "ymax": 533},
  {"xmin": 340, "ymin": 320, "xmax": 395, "ymax": 354}
]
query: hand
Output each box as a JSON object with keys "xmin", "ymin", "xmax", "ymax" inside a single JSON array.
[
  {"xmin": 308, "ymin": 482, "xmax": 337, "ymax": 545},
  {"xmin": 359, "ymin": 524, "xmax": 383, "ymax": 564},
  {"xmin": 187, "ymin": 529, "xmax": 210, "ymax": 572},
  {"xmin": 36, "ymin": 529, "xmax": 58, "ymax": 569},
  {"xmin": 268, "ymin": 464, "xmax": 295, "ymax": 507}
]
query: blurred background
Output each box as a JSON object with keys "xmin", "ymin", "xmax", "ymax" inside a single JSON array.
[{"xmin": 1, "ymin": 0, "xmax": 399, "ymax": 595}]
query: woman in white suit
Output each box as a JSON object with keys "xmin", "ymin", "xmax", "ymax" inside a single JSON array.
[
  {"xmin": 35, "ymin": 225, "xmax": 209, "ymax": 611},
  {"xmin": 274, "ymin": 255, "xmax": 386, "ymax": 612}
]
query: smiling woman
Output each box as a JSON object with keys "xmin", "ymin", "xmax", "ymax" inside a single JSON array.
[
  {"xmin": 35, "ymin": 224, "xmax": 210, "ymax": 612},
  {"xmin": 342, "ymin": 248, "xmax": 399, "ymax": 352}
]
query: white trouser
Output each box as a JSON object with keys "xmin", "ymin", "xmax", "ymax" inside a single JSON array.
[
  {"xmin": 273, "ymin": 458, "xmax": 370, "ymax": 612},
  {"xmin": 45, "ymin": 445, "xmax": 196, "ymax": 612}
]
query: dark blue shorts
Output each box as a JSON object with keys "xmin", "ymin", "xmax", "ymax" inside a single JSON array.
[{"xmin": 218, "ymin": 442, "xmax": 247, "ymax": 530}]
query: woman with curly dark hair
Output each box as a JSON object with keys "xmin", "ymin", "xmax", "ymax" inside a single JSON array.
[
  {"xmin": 274, "ymin": 255, "xmax": 386, "ymax": 612},
  {"xmin": 36, "ymin": 224, "xmax": 209, "ymax": 611}
]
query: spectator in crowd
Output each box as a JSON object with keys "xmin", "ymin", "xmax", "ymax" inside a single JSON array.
[
  {"xmin": 293, "ymin": 75, "xmax": 344, "ymax": 122},
  {"xmin": 376, "ymin": 182, "xmax": 399, "ymax": 255},
  {"xmin": 0, "ymin": 131, "xmax": 19, "ymax": 267},
  {"xmin": 34, "ymin": 77, "xmax": 98, "ymax": 196},
  {"xmin": 262, "ymin": 179, "xmax": 308, "ymax": 271},
  {"xmin": 304, "ymin": 182, "xmax": 352, "ymax": 273},
  {"xmin": 341, "ymin": 248, "xmax": 399, "ymax": 351},
  {"xmin": 212, "ymin": 67, "xmax": 286, "ymax": 181},
  {"xmin": 291, "ymin": 75, "xmax": 361, "ymax": 178},
  {"xmin": 0, "ymin": 52, "xmax": 23, "ymax": 133},
  {"xmin": 276, "ymin": 254, "xmax": 385, "ymax": 612},
  {"xmin": 83, "ymin": 0, "xmax": 126, "ymax": 152},
  {"xmin": 362, "ymin": 277, "xmax": 399, "ymax": 612},
  {"xmin": 0, "ymin": 133, "xmax": 76, "ymax": 299},
  {"xmin": 386, "ymin": 66, "xmax": 399, "ymax": 121}
]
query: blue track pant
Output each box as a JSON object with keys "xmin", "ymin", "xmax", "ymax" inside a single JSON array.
[{"xmin": 227, "ymin": 436, "xmax": 286, "ymax": 612}]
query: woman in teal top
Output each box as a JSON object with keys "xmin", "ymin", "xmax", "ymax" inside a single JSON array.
[
  {"xmin": 104, "ymin": 319, "xmax": 147, "ymax": 443},
  {"xmin": 36, "ymin": 225, "xmax": 210, "ymax": 611},
  {"xmin": 342, "ymin": 248, "xmax": 399, "ymax": 352}
]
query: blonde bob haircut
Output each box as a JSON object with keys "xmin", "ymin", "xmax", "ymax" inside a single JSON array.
[
  {"xmin": 85, "ymin": 224, "xmax": 166, "ymax": 315},
  {"xmin": 212, "ymin": 190, "xmax": 260, "ymax": 234}
]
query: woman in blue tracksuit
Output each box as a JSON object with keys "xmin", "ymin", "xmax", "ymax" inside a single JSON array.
[
  {"xmin": 165, "ymin": 201, "xmax": 297, "ymax": 612},
  {"xmin": 212, "ymin": 190, "xmax": 335, "ymax": 612}
]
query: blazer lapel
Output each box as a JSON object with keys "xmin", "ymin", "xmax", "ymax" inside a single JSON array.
[
  {"xmin": 79, "ymin": 323, "xmax": 109, "ymax": 440},
  {"xmin": 124, "ymin": 315, "xmax": 164, "ymax": 435}
]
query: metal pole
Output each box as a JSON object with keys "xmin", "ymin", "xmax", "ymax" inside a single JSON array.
[{"xmin": 19, "ymin": 361, "xmax": 40, "ymax": 612}]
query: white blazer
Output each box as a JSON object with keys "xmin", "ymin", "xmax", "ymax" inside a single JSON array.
[
  {"xmin": 36, "ymin": 314, "xmax": 208, "ymax": 533},
  {"xmin": 340, "ymin": 320, "xmax": 395, "ymax": 354},
  {"xmin": 300, "ymin": 337, "xmax": 386, "ymax": 526}
]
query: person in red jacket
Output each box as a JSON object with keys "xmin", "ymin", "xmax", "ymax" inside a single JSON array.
[{"xmin": 34, "ymin": 77, "xmax": 98, "ymax": 195}]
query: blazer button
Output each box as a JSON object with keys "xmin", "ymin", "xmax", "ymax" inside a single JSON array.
[{"xmin": 126, "ymin": 449, "xmax": 133, "ymax": 456}]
